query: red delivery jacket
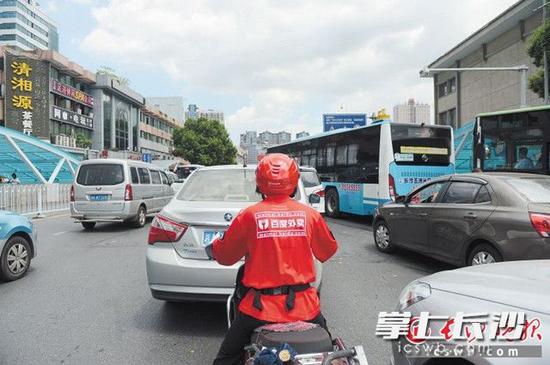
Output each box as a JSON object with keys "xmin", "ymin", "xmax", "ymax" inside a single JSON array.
[{"xmin": 212, "ymin": 195, "xmax": 338, "ymax": 323}]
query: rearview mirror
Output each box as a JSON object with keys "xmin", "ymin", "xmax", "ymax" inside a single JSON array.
[
  {"xmin": 308, "ymin": 194, "xmax": 321, "ymax": 204},
  {"xmin": 395, "ymin": 195, "xmax": 407, "ymax": 204}
]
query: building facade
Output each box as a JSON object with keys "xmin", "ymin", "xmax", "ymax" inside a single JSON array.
[
  {"xmin": 185, "ymin": 104, "xmax": 224, "ymax": 124},
  {"xmin": 0, "ymin": 47, "xmax": 95, "ymax": 153},
  {"xmin": 240, "ymin": 130, "xmax": 291, "ymax": 164},
  {"xmin": 296, "ymin": 131, "xmax": 309, "ymax": 139},
  {"xmin": 427, "ymin": 0, "xmax": 544, "ymax": 129},
  {"xmin": 90, "ymin": 74, "xmax": 144, "ymax": 155},
  {"xmin": 393, "ymin": 98, "xmax": 430, "ymax": 124},
  {"xmin": 139, "ymin": 105, "xmax": 178, "ymax": 160},
  {"xmin": 146, "ymin": 96, "xmax": 184, "ymax": 127},
  {"xmin": 0, "ymin": 0, "xmax": 58, "ymax": 51}
]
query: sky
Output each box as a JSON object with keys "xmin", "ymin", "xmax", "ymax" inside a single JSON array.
[{"xmin": 43, "ymin": 0, "xmax": 519, "ymax": 143}]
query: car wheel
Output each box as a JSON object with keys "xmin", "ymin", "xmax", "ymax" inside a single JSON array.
[
  {"xmin": 325, "ymin": 189, "xmax": 340, "ymax": 218},
  {"xmin": 0, "ymin": 235, "xmax": 32, "ymax": 281},
  {"xmin": 134, "ymin": 206, "xmax": 147, "ymax": 228},
  {"xmin": 373, "ymin": 220, "xmax": 394, "ymax": 253},
  {"xmin": 468, "ymin": 243, "xmax": 502, "ymax": 266},
  {"xmin": 81, "ymin": 222, "xmax": 96, "ymax": 230}
]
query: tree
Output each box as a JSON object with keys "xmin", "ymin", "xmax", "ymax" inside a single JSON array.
[
  {"xmin": 173, "ymin": 118, "xmax": 237, "ymax": 165},
  {"xmin": 97, "ymin": 65, "xmax": 130, "ymax": 86},
  {"xmin": 76, "ymin": 133, "xmax": 92, "ymax": 149},
  {"xmin": 526, "ymin": 17, "xmax": 550, "ymax": 99}
]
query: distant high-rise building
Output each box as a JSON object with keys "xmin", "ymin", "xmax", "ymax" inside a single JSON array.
[
  {"xmin": 296, "ymin": 131, "xmax": 309, "ymax": 139},
  {"xmin": 185, "ymin": 104, "xmax": 224, "ymax": 124},
  {"xmin": 146, "ymin": 97, "xmax": 185, "ymax": 127},
  {"xmin": 393, "ymin": 98, "xmax": 430, "ymax": 124},
  {"xmin": 0, "ymin": 0, "xmax": 59, "ymax": 51},
  {"xmin": 240, "ymin": 130, "xmax": 291, "ymax": 164}
]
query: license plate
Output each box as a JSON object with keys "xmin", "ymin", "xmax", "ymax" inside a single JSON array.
[
  {"xmin": 202, "ymin": 231, "xmax": 224, "ymax": 247},
  {"xmin": 89, "ymin": 194, "xmax": 109, "ymax": 201}
]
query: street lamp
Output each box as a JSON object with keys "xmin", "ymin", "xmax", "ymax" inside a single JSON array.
[{"xmin": 419, "ymin": 65, "xmax": 530, "ymax": 107}]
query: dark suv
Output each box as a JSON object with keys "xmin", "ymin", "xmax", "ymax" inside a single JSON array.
[{"xmin": 373, "ymin": 172, "xmax": 550, "ymax": 266}]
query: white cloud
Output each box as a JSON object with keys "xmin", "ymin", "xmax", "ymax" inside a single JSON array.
[{"xmin": 81, "ymin": 0, "xmax": 519, "ymax": 142}]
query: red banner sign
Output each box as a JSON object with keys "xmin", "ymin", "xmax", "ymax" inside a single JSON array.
[{"xmin": 50, "ymin": 79, "xmax": 94, "ymax": 107}]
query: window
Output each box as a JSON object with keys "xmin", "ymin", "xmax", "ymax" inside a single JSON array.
[
  {"xmin": 475, "ymin": 186, "xmax": 491, "ymax": 203},
  {"xmin": 326, "ymin": 146, "xmax": 335, "ymax": 167},
  {"xmin": 336, "ymin": 145, "xmax": 347, "ymax": 165},
  {"xmin": 77, "ymin": 164, "xmax": 124, "ymax": 186},
  {"xmin": 440, "ymin": 182, "xmax": 481, "ymax": 204},
  {"xmin": 138, "ymin": 168, "xmax": 150, "ymax": 184},
  {"xmin": 449, "ymin": 78, "xmax": 456, "ymax": 92},
  {"xmin": 150, "ymin": 170, "xmax": 161, "ymax": 184},
  {"xmin": 177, "ymin": 169, "xmax": 261, "ymax": 202},
  {"xmin": 513, "ymin": 144, "xmax": 542, "ymax": 170},
  {"xmin": 348, "ymin": 144, "xmax": 359, "ymax": 165},
  {"xmin": 160, "ymin": 171, "xmax": 169, "ymax": 185},
  {"xmin": 391, "ymin": 125, "xmax": 451, "ymax": 166},
  {"xmin": 438, "ymin": 78, "xmax": 456, "ymax": 97},
  {"xmin": 130, "ymin": 167, "xmax": 139, "ymax": 184},
  {"xmin": 409, "ymin": 182, "xmax": 446, "ymax": 205},
  {"xmin": 301, "ymin": 170, "xmax": 321, "ymax": 188}
]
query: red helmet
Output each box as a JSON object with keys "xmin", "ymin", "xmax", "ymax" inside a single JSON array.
[{"xmin": 256, "ymin": 153, "xmax": 299, "ymax": 196}]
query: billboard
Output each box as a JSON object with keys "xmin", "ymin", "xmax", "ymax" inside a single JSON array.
[
  {"xmin": 4, "ymin": 53, "xmax": 50, "ymax": 138},
  {"xmin": 323, "ymin": 113, "xmax": 367, "ymax": 132}
]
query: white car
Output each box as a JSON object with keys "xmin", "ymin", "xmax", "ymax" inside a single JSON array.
[
  {"xmin": 146, "ymin": 164, "xmax": 322, "ymax": 302},
  {"xmin": 300, "ymin": 166, "xmax": 325, "ymax": 214}
]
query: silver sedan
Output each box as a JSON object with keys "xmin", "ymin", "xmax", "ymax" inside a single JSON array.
[
  {"xmin": 146, "ymin": 165, "xmax": 322, "ymax": 302},
  {"xmin": 391, "ymin": 260, "xmax": 550, "ymax": 365}
]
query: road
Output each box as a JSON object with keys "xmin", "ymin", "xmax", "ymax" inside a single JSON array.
[{"xmin": 0, "ymin": 214, "xmax": 453, "ymax": 365}]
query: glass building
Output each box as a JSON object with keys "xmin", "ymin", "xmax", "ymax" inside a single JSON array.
[
  {"xmin": 0, "ymin": 0, "xmax": 59, "ymax": 51},
  {"xmin": 91, "ymin": 74, "xmax": 144, "ymax": 154}
]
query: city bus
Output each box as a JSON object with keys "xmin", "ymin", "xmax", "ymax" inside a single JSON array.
[
  {"xmin": 473, "ymin": 105, "xmax": 550, "ymax": 174},
  {"xmin": 267, "ymin": 122, "xmax": 455, "ymax": 217}
]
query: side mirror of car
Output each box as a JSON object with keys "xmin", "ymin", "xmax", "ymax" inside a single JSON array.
[
  {"xmin": 395, "ymin": 195, "xmax": 407, "ymax": 204},
  {"xmin": 309, "ymin": 194, "xmax": 321, "ymax": 205}
]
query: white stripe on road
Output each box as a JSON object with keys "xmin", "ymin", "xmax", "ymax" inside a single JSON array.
[{"xmin": 53, "ymin": 231, "xmax": 68, "ymax": 236}]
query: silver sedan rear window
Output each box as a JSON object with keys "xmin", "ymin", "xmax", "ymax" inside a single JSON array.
[{"xmin": 177, "ymin": 169, "xmax": 261, "ymax": 202}]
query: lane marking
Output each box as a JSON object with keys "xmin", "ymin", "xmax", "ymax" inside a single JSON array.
[{"xmin": 53, "ymin": 231, "xmax": 68, "ymax": 236}]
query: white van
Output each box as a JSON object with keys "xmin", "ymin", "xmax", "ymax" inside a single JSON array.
[{"xmin": 70, "ymin": 159, "xmax": 174, "ymax": 230}]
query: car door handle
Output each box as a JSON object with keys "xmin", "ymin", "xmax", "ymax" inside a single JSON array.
[{"xmin": 464, "ymin": 213, "xmax": 477, "ymax": 219}]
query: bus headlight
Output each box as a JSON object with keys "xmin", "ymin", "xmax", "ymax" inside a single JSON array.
[{"xmin": 398, "ymin": 282, "xmax": 431, "ymax": 310}]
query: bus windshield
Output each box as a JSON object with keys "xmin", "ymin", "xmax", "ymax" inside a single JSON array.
[
  {"xmin": 391, "ymin": 125, "xmax": 451, "ymax": 166},
  {"xmin": 479, "ymin": 111, "xmax": 546, "ymax": 172}
]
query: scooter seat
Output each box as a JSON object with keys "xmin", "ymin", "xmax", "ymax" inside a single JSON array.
[{"xmin": 251, "ymin": 321, "xmax": 333, "ymax": 354}]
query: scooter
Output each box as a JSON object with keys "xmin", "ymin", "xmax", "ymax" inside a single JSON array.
[{"xmin": 225, "ymin": 266, "xmax": 369, "ymax": 365}]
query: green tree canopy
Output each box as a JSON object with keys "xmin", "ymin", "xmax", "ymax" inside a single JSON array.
[
  {"xmin": 527, "ymin": 18, "xmax": 550, "ymax": 99},
  {"xmin": 173, "ymin": 118, "xmax": 237, "ymax": 165}
]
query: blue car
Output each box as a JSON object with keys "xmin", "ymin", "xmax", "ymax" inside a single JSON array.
[{"xmin": 0, "ymin": 211, "xmax": 37, "ymax": 281}]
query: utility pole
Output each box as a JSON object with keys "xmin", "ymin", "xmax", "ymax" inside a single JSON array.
[{"xmin": 544, "ymin": 0, "xmax": 549, "ymax": 103}]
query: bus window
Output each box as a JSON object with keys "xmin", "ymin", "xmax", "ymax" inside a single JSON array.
[
  {"xmin": 336, "ymin": 145, "xmax": 347, "ymax": 165},
  {"xmin": 514, "ymin": 145, "xmax": 542, "ymax": 170},
  {"xmin": 348, "ymin": 144, "xmax": 359, "ymax": 165},
  {"xmin": 326, "ymin": 146, "xmax": 335, "ymax": 167},
  {"xmin": 391, "ymin": 125, "xmax": 451, "ymax": 166}
]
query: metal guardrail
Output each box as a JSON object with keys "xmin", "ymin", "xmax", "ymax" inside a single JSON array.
[{"xmin": 0, "ymin": 184, "xmax": 71, "ymax": 216}]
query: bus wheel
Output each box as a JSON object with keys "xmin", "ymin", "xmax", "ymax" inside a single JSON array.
[{"xmin": 325, "ymin": 189, "xmax": 340, "ymax": 218}]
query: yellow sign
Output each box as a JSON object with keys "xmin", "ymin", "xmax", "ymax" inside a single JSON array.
[
  {"xmin": 11, "ymin": 77, "xmax": 33, "ymax": 92},
  {"xmin": 11, "ymin": 61, "xmax": 32, "ymax": 77},
  {"xmin": 12, "ymin": 95, "xmax": 33, "ymax": 110},
  {"xmin": 401, "ymin": 146, "xmax": 448, "ymax": 155}
]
